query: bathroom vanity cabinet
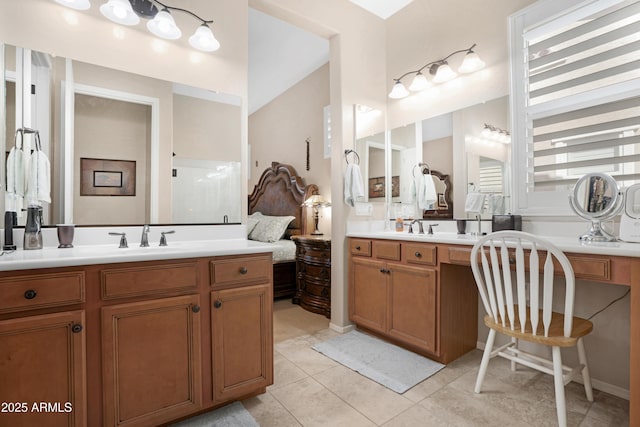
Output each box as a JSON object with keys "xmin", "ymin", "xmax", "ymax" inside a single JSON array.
[
  {"xmin": 0, "ymin": 252, "xmax": 273, "ymax": 427},
  {"xmin": 348, "ymin": 237, "xmax": 478, "ymax": 364}
]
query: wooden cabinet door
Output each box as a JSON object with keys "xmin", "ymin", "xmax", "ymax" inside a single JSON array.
[
  {"xmin": 101, "ymin": 294, "xmax": 202, "ymax": 427},
  {"xmin": 0, "ymin": 310, "xmax": 86, "ymax": 427},
  {"xmin": 349, "ymin": 257, "xmax": 388, "ymax": 333},
  {"xmin": 211, "ymin": 283, "xmax": 273, "ymax": 403},
  {"xmin": 388, "ymin": 264, "xmax": 438, "ymax": 354}
]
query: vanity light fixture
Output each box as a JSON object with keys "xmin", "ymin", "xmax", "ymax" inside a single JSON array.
[
  {"xmin": 53, "ymin": 0, "xmax": 220, "ymax": 52},
  {"xmin": 481, "ymin": 123, "xmax": 511, "ymax": 144},
  {"xmin": 389, "ymin": 43, "xmax": 485, "ymax": 99}
]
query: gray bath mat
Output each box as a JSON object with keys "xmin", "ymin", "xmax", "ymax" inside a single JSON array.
[
  {"xmin": 312, "ymin": 330, "xmax": 445, "ymax": 393},
  {"xmin": 170, "ymin": 401, "xmax": 259, "ymax": 427}
]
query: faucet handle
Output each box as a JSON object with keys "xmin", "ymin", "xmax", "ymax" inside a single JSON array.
[
  {"xmin": 428, "ymin": 224, "xmax": 439, "ymax": 235},
  {"xmin": 159, "ymin": 230, "xmax": 175, "ymax": 246},
  {"xmin": 108, "ymin": 232, "xmax": 128, "ymax": 248}
]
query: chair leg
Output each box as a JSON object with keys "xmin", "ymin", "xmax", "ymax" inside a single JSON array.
[
  {"xmin": 475, "ymin": 329, "xmax": 496, "ymax": 394},
  {"xmin": 552, "ymin": 346, "xmax": 567, "ymax": 427},
  {"xmin": 577, "ymin": 338, "xmax": 594, "ymax": 402},
  {"xmin": 511, "ymin": 337, "xmax": 518, "ymax": 371}
]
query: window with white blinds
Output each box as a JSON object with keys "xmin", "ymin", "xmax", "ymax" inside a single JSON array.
[{"xmin": 510, "ymin": 0, "xmax": 640, "ymax": 215}]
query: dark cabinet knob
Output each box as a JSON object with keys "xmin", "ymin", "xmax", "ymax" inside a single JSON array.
[
  {"xmin": 24, "ymin": 289, "xmax": 37, "ymax": 300},
  {"xmin": 415, "ymin": 252, "xmax": 422, "ymax": 258},
  {"xmin": 214, "ymin": 300, "xmax": 222, "ymax": 309},
  {"xmin": 239, "ymin": 267, "xmax": 248, "ymax": 274},
  {"xmin": 71, "ymin": 324, "xmax": 83, "ymax": 333},
  {"xmin": 355, "ymin": 245, "xmax": 361, "ymax": 250},
  {"xmin": 192, "ymin": 305, "xmax": 201, "ymax": 313},
  {"xmin": 379, "ymin": 268, "xmax": 390, "ymax": 274}
]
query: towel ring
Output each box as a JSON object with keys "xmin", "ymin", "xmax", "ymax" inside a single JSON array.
[
  {"xmin": 344, "ymin": 149, "xmax": 360, "ymax": 165},
  {"xmin": 13, "ymin": 127, "xmax": 41, "ymax": 151},
  {"xmin": 412, "ymin": 162, "xmax": 431, "ymax": 178}
]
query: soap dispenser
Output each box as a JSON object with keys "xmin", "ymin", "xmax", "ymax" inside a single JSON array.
[{"xmin": 24, "ymin": 205, "xmax": 43, "ymax": 250}]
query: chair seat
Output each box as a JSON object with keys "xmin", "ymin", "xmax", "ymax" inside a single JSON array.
[{"xmin": 483, "ymin": 306, "xmax": 593, "ymax": 348}]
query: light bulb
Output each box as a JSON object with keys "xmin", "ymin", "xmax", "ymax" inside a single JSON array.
[
  {"xmin": 388, "ymin": 81, "xmax": 409, "ymax": 99},
  {"xmin": 189, "ymin": 24, "xmax": 220, "ymax": 52},
  {"xmin": 100, "ymin": 0, "xmax": 139, "ymax": 26},
  {"xmin": 459, "ymin": 51, "xmax": 486, "ymax": 74},
  {"xmin": 408, "ymin": 72, "xmax": 430, "ymax": 92},
  {"xmin": 113, "ymin": 4, "xmax": 126, "ymax": 19},
  {"xmin": 432, "ymin": 62, "xmax": 457, "ymax": 83},
  {"xmin": 147, "ymin": 9, "xmax": 181, "ymax": 40}
]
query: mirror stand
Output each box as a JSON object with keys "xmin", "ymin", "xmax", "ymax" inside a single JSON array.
[{"xmin": 569, "ymin": 191, "xmax": 622, "ymax": 242}]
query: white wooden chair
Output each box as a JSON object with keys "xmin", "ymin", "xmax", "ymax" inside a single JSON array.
[{"xmin": 470, "ymin": 231, "xmax": 593, "ymax": 427}]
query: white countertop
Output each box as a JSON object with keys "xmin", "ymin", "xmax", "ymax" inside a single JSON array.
[
  {"xmin": 346, "ymin": 230, "xmax": 640, "ymax": 258},
  {"xmin": 0, "ymin": 239, "xmax": 275, "ymax": 271}
]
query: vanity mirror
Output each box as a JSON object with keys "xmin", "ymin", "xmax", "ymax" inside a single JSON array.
[
  {"xmin": 569, "ymin": 172, "xmax": 622, "ymax": 242},
  {"xmin": 354, "ymin": 104, "xmax": 385, "ymax": 202},
  {"xmin": 2, "ymin": 43, "xmax": 242, "ymax": 226}
]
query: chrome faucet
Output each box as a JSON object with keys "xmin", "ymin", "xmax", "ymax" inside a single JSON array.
[
  {"xmin": 408, "ymin": 219, "xmax": 424, "ymax": 234},
  {"xmin": 472, "ymin": 214, "xmax": 483, "ymax": 237},
  {"xmin": 140, "ymin": 224, "xmax": 150, "ymax": 247}
]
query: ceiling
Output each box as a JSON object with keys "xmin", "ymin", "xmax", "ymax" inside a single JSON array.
[
  {"xmin": 348, "ymin": 0, "xmax": 414, "ymax": 20},
  {"xmin": 248, "ymin": 8, "xmax": 329, "ymax": 115}
]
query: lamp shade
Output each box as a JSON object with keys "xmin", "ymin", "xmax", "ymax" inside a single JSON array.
[
  {"xmin": 147, "ymin": 8, "xmax": 182, "ymax": 40},
  {"xmin": 303, "ymin": 195, "xmax": 330, "ymax": 207},
  {"xmin": 458, "ymin": 51, "xmax": 486, "ymax": 73},
  {"xmin": 55, "ymin": 0, "xmax": 91, "ymax": 10},
  {"xmin": 388, "ymin": 81, "xmax": 409, "ymax": 99},
  {"xmin": 100, "ymin": 0, "xmax": 139, "ymax": 25},
  {"xmin": 432, "ymin": 62, "xmax": 457, "ymax": 83},
  {"xmin": 189, "ymin": 24, "xmax": 220, "ymax": 52},
  {"xmin": 408, "ymin": 72, "xmax": 430, "ymax": 92}
]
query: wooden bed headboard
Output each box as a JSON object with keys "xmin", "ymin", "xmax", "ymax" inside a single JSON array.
[{"xmin": 248, "ymin": 162, "xmax": 319, "ymax": 237}]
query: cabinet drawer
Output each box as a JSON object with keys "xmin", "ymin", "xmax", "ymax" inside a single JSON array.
[
  {"xmin": 211, "ymin": 257, "xmax": 271, "ymax": 287},
  {"xmin": 448, "ymin": 247, "xmax": 474, "ymax": 265},
  {"xmin": 0, "ymin": 271, "xmax": 85, "ymax": 313},
  {"xmin": 299, "ymin": 279, "xmax": 330, "ymax": 298},
  {"xmin": 373, "ymin": 241, "xmax": 401, "ymax": 261},
  {"xmin": 101, "ymin": 262, "xmax": 198, "ymax": 300},
  {"xmin": 297, "ymin": 245, "xmax": 331, "ymax": 263},
  {"xmin": 404, "ymin": 243, "xmax": 437, "ymax": 266},
  {"xmin": 349, "ymin": 239, "xmax": 372, "ymax": 257}
]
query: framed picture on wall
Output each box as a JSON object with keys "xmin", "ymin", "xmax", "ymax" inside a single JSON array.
[
  {"xmin": 369, "ymin": 176, "xmax": 400, "ymax": 198},
  {"xmin": 80, "ymin": 158, "xmax": 136, "ymax": 196}
]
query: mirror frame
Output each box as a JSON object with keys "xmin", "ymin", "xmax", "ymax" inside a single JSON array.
[
  {"xmin": 569, "ymin": 172, "xmax": 622, "ymax": 242},
  {"xmin": 422, "ymin": 170, "xmax": 453, "ymax": 218}
]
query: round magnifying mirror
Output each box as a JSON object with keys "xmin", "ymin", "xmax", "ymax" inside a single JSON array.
[{"xmin": 569, "ymin": 172, "xmax": 622, "ymax": 242}]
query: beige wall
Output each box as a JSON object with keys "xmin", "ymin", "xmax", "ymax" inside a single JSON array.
[
  {"xmin": 173, "ymin": 94, "xmax": 241, "ymax": 162},
  {"xmin": 249, "ymin": 63, "xmax": 330, "ymax": 196},
  {"xmin": 73, "ymin": 95, "xmax": 149, "ymax": 224}
]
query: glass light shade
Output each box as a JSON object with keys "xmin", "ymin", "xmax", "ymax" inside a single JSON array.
[
  {"xmin": 147, "ymin": 9, "xmax": 182, "ymax": 40},
  {"xmin": 100, "ymin": 0, "xmax": 139, "ymax": 25},
  {"xmin": 189, "ymin": 24, "xmax": 220, "ymax": 52},
  {"xmin": 388, "ymin": 81, "xmax": 409, "ymax": 99},
  {"xmin": 303, "ymin": 195, "xmax": 330, "ymax": 207},
  {"xmin": 408, "ymin": 72, "xmax": 430, "ymax": 92},
  {"xmin": 458, "ymin": 51, "xmax": 486, "ymax": 73},
  {"xmin": 55, "ymin": 0, "xmax": 91, "ymax": 10},
  {"xmin": 432, "ymin": 63, "xmax": 457, "ymax": 83}
]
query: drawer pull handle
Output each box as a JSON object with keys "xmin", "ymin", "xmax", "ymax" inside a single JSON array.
[
  {"xmin": 71, "ymin": 324, "xmax": 83, "ymax": 334},
  {"xmin": 415, "ymin": 252, "xmax": 422, "ymax": 258},
  {"xmin": 355, "ymin": 245, "xmax": 361, "ymax": 250},
  {"xmin": 239, "ymin": 267, "xmax": 248, "ymax": 275},
  {"xmin": 24, "ymin": 289, "xmax": 37, "ymax": 300},
  {"xmin": 379, "ymin": 268, "xmax": 390, "ymax": 274},
  {"xmin": 214, "ymin": 300, "xmax": 222, "ymax": 309},
  {"xmin": 192, "ymin": 305, "xmax": 201, "ymax": 313}
]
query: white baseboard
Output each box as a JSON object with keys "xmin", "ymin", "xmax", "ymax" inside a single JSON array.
[
  {"xmin": 475, "ymin": 341, "xmax": 629, "ymax": 401},
  {"xmin": 329, "ymin": 322, "xmax": 355, "ymax": 334}
]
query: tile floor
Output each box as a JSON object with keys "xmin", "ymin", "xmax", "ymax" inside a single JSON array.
[{"xmin": 242, "ymin": 299, "xmax": 629, "ymax": 427}]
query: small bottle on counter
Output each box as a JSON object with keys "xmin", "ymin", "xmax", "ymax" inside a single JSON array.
[{"xmin": 395, "ymin": 217, "xmax": 404, "ymax": 232}]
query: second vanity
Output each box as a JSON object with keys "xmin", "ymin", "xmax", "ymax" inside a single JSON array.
[{"xmin": 0, "ymin": 225, "xmax": 274, "ymax": 427}]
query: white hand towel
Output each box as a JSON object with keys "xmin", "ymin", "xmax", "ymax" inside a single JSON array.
[
  {"xmin": 5, "ymin": 147, "xmax": 27, "ymax": 212},
  {"xmin": 417, "ymin": 174, "xmax": 437, "ymax": 210},
  {"xmin": 26, "ymin": 151, "xmax": 51, "ymax": 205},
  {"xmin": 465, "ymin": 192, "xmax": 486, "ymax": 213},
  {"xmin": 487, "ymin": 194, "xmax": 505, "ymax": 215},
  {"xmin": 344, "ymin": 163, "xmax": 365, "ymax": 207}
]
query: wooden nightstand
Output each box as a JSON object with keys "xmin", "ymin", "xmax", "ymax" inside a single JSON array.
[{"xmin": 291, "ymin": 235, "xmax": 331, "ymax": 318}]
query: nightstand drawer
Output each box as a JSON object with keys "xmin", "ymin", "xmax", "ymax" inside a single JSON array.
[
  {"xmin": 299, "ymin": 263, "xmax": 331, "ymax": 281},
  {"xmin": 0, "ymin": 271, "xmax": 85, "ymax": 313}
]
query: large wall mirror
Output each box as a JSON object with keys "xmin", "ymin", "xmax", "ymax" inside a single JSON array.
[
  {"xmin": 354, "ymin": 104, "xmax": 385, "ymax": 202},
  {"xmin": 2, "ymin": 44, "xmax": 242, "ymax": 226},
  {"xmin": 385, "ymin": 95, "xmax": 510, "ymax": 219}
]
